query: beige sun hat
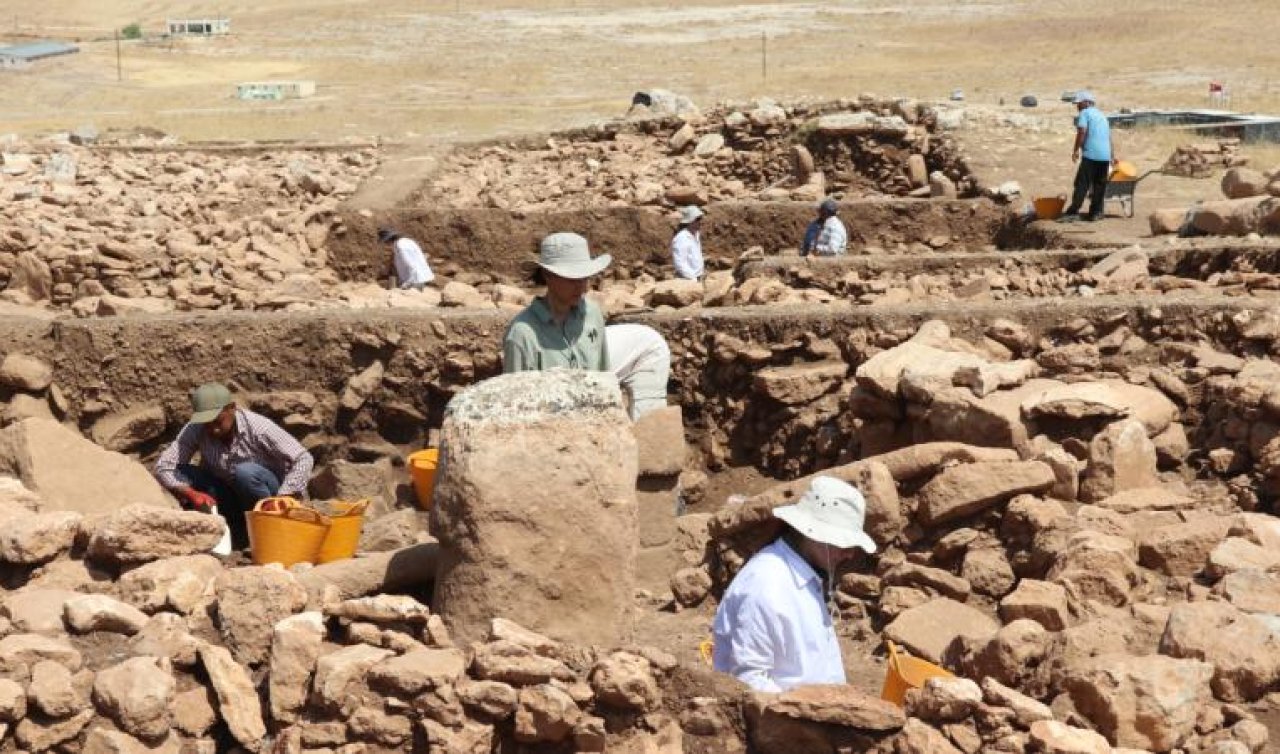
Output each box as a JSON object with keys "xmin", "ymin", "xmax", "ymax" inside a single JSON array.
[
  {"xmin": 538, "ymin": 232, "xmax": 612, "ymax": 280},
  {"xmin": 772, "ymin": 476, "xmax": 877, "ymax": 553},
  {"xmin": 679, "ymin": 205, "xmax": 705, "ymax": 225}
]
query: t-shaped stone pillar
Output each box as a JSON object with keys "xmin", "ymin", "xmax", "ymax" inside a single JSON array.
[{"xmin": 430, "ymin": 370, "xmax": 638, "ymax": 647}]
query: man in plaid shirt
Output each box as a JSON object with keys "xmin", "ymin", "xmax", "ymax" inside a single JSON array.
[{"xmin": 154, "ymin": 383, "xmax": 314, "ymax": 549}]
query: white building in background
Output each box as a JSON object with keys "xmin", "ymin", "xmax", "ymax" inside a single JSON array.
[
  {"xmin": 236, "ymin": 80, "xmax": 316, "ymax": 101},
  {"xmin": 166, "ymin": 18, "xmax": 230, "ymax": 36}
]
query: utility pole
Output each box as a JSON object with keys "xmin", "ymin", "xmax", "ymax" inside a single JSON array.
[
  {"xmin": 761, "ymin": 30, "xmax": 767, "ymax": 83},
  {"xmin": 115, "ymin": 28, "xmax": 122, "ymax": 81}
]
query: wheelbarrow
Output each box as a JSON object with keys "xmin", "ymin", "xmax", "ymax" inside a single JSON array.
[{"xmin": 1104, "ymin": 169, "xmax": 1160, "ymax": 218}]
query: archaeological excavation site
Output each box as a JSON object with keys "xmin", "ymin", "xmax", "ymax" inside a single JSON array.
[{"xmin": 3, "ymin": 94, "xmax": 1280, "ymax": 754}]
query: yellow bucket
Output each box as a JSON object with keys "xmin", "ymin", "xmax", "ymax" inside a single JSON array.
[
  {"xmin": 1032, "ymin": 196, "xmax": 1066, "ymax": 220},
  {"xmin": 881, "ymin": 641, "xmax": 954, "ymax": 706},
  {"xmin": 316, "ymin": 499, "xmax": 368, "ymax": 564},
  {"xmin": 247, "ymin": 497, "xmax": 331, "ymax": 567},
  {"xmin": 1110, "ymin": 160, "xmax": 1137, "ymax": 182},
  {"xmin": 408, "ymin": 449, "xmax": 440, "ymax": 510}
]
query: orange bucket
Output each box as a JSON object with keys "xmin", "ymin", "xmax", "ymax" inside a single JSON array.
[
  {"xmin": 407, "ymin": 449, "xmax": 440, "ymax": 510},
  {"xmin": 1032, "ymin": 196, "xmax": 1066, "ymax": 220},
  {"xmin": 247, "ymin": 497, "xmax": 331, "ymax": 567},
  {"xmin": 316, "ymin": 499, "xmax": 368, "ymax": 564},
  {"xmin": 881, "ymin": 641, "xmax": 955, "ymax": 706}
]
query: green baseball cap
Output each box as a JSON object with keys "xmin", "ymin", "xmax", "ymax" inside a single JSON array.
[{"xmin": 190, "ymin": 383, "xmax": 233, "ymax": 424}]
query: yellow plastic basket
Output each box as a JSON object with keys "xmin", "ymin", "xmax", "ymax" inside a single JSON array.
[
  {"xmin": 247, "ymin": 497, "xmax": 331, "ymax": 567},
  {"xmin": 407, "ymin": 448, "xmax": 440, "ymax": 510},
  {"xmin": 317, "ymin": 499, "xmax": 369, "ymax": 564},
  {"xmin": 881, "ymin": 640, "xmax": 955, "ymax": 706}
]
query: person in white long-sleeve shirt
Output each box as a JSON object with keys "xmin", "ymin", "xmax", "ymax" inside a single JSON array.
[
  {"xmin": 801, "ymin": 197, "xmax": 848, "ymax": 257},
  {"xmin": 670, "ymin": 205, "xmax": 705, "ymax": 280},
  {"xmin": 712, "ymin": 476, "xmax": 877, "ymax": 692},
  {"xmin": 379, "ymin": 228, "xmax": 435, "ymax": 290}
]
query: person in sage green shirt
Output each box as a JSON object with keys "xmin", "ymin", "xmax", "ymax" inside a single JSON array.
[{"xmin": 503, "ymin": 232, "xmax": 611, "ymax": 373}]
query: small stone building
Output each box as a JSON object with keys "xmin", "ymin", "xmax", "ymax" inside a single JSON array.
[
  {"xmin": 236, "ymin": 80, "xmax": 316, "ymax": 101},
  {"xmin": 166, "ymin": 18, "xmax": 231, "ymax": 36}
]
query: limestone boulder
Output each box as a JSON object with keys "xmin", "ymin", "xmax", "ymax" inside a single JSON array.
[
  {"xmin": 915, "ymin": 460, "xmax": 1055, "ymax": 526},
  {"xmin": 590, "ymin": 651, "xmax": 660, "ymax": 712},
  {"xmin": 0, "ymin": 511, "xmax": 81, "ymax": 564},
  {"xmin": 116, "ymin": 554, "xmax": 222, "ymax": 614},
  {"xmin": 268, "ymin": 612, "xmax": 324, "ymax": 724},
  {"xmin": 15, "ymin": 709, "xmax": 94, "ymax": 752},
  {"xmin": 82, "ymin": 727, "xmax": 182, "ymax": 754},
  {"xmin": 199, "ymin": 642, "xmax": 266, "ymax": 747},
  {"xmin": 1137, "ymin": 516, "xmax": 1232, "ymax": 577},
  {"xmin": 753, "ymin": 362, "xmax": 846, "ymax": 406},
  {"xmin": 981, "ymin": 677, "xmax": 1053, "ymax": 726},
  {"xmin": 650, "ymin": 279, "xmax": 703, "ymax": 308},
  {"xmin": 126, "ymin": 614, "xmax": 199, "ymax": 668},
  {"xmin": 1222, "ymin": 167, "xmax": 1269, "ymax": 199},
  {"xmin": 89, "ymin": 406, "xmax": 167, "ymax": 453},
  {"xmin": 748, "ymin": 685, "xmax": 905, "ymax": 754},
  {"xmin": 1205, "ymin": 537, "xmax": 1280, "ymax": 580},
  {"xmin": 312, "ymin": 644, "xmax": 393, "ymax": 714},
  {"xmin": 88, "ymin": 505, "xmax": 224, "ymax": 564},
  {"xmin": 883, "ymin": 598, "xmax": 999, "ymax": 664},
  {"xmin": 64, "ymin": 595, "xmax": 149, "ymax": 635},
  {"xmin": 0, "ymin": 418, "xmax": 174, "ymax": 514},
  {"xmin": 326, "ymin": 594, "xmax": 431, "ymax": 624},
  {"xmin": 514, "ymin": 684, "xmax": 580, "ymax": 743},
  {"xmin": 3, "ymin": 588, "xmax": 78, "ymax": 635},
  {"xmin": 1215, "ymin": 569, "xmax": 1280, "ymax": 614},
  {"xmin": 1149, "ymin": 208, "xmax": 1186, "ymax": 235},
  {"xmin": 215, "ymin": 565, "xmax": 307, "ymax": 666},
  {"xmin": 29, "ymin": 659, "xmax": 87, "ymax": 718},
  {"xmin": 369, "ymin": 647, "xmax": 467, "ymax": 696},
  {"xmin": 1065, "ymin": 653, "xmax": 1213, "ymax": 751},
  {"xmin": 903, "ymin": 676, "xmax": 982, "ymax": 724},
  {"xmin": 999, "ymin": 579, "xmax": 1071, "ymax": 631},
  {"xmin": 1028, "ymin": 720, "xmax": 1111, "ymax": 754},
  {"xmin": 855, "ymin": 331, "xmax": 986, "ymax": 400},
  {"xmin": 92, "ymin": 656, "xmax": 175, "ymax": 741},
  {"xmin": 471, "ymin": 640, "xmax": 576, "ymax": 685},
  {"xmin": 1192, "ymin": 196, "xmax": 1274, "ymax": 236},
  {"xmin": 1159, "ymin": 600, "xmax": 1280, "ymax": 701},
  {"xmin": 1047, "ymin": 530, "xmax": 1141, "ymax": 608},
  {"xmin": 431, "ymin": 371, "xmax": 637, "ymax": 647},
  {"xmin": 1079, "ymin": 420, "xmax": 1158, "ymax": 503},
  {"xmin": 0, "ymin": 354, "xmax": 53, "ymax": 393},
  {"xmin": 1021, "ymin": 380, "xmax": 1176, "ymax": 436},
  {"xmin": 0, "ymin": 632, "xmax": 82, "ymax": 672}
]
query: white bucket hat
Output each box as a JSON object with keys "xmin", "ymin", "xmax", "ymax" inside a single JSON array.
[
  {"xmin": 538, "ymin": 232, "xmax": 612, "ymax": 280},
  {"xmin": 679, "ymin": 205, "xmax": 705, "ymax": 225},
  {"xmin": 773, "ymin": 476, "xmax": 877, "ymax": 553}
]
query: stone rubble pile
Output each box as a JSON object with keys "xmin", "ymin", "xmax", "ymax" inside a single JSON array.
[
  {"xmin": 0, "ymin": 139, "xmax": 380, "ymax": 314},
  {"xmin": 670, "ymin": 335, "xmax": 1280, "ymax": 752},
  {"xmin": 419, "ymin": 96, "xmax": 975, "ymax": 214},
  {"xmin": 1161, "ymin": 140, "xmax": 1246, "ymax": 179}
]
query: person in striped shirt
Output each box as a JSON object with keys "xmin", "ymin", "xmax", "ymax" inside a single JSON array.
[{"xmin": 153, "ymin": 383, "xmax": 314, "ymax": 549}]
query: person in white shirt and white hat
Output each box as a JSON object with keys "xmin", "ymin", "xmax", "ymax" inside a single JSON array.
[
  {"xmin": 670, "ymin": 205, "xmax": 705, "ymax": 281},
  {"xmin": 712, "ymin": 476, "xmax": 877, "ymax": 692}
]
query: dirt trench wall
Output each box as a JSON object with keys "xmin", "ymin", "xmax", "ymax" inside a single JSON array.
[
  {"xmin": 1, "ymin": 296, "xmax": 1273, "ymax": 482},
  {"xmin": 330, "ymin": 199, "xmax": 1011, "ymax": 282}
]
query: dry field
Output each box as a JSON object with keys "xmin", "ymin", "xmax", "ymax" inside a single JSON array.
[{"xmin": 2, "ymin": 0, "xmax": 1280, "ymax": 144}]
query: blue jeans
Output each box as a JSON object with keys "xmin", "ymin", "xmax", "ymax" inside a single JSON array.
[{"xmin": 179, "ymin": 463, "xmax": 280, "ymax": 549}]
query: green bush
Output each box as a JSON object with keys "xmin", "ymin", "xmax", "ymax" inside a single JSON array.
[{"xmin": 121, "ymin": 23, "xmax": 142, "ymax": 40}]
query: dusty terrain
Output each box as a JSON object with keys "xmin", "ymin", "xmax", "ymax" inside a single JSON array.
[{"xmin": 1, "ymin": 1, "xmax": 1280, "ymax": 753}]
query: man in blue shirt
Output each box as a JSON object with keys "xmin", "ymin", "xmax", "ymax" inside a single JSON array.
[{"xmin": 1062, "ymin": 91, "xmax": 1117, "ymax": 222}]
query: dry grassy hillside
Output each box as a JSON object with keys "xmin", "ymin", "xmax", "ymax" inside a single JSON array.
[{"xmin": 2, "ymin": 0, "xmax": 1279, "ymax": 142}]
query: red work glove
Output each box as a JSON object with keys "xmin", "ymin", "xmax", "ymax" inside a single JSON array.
[{"xmin": 182, "ymin": 488, "xmax": 217, "ymax": 510}]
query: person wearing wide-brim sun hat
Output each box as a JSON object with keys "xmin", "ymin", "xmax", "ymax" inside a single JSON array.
[
  {"xmin": 502, "ymin": 232, "xmax": 612, "ymax": 373},
  {"xmin": 670, "ymin": 205, "xmax": 706, "ymax": 280},
  {"xmin": 712, "ymin": 476, "xmax": 877, "ymax": 692}
]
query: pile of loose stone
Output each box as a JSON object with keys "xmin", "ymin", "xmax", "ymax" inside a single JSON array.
[
  {"xmin": 667, "ymin": 325, "xmax": 1280, "ymax": 754},
  {"xmin": 0, "ymin": 136, "xmax": 379, "ymax": 315},
  {"xmin": 418, "ymin": 96, "xmax": 973, "ymax": 214}
]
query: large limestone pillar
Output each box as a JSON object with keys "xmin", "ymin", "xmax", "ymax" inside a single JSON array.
[{"xmin": 431, "ymin": 371, "xmax": 638, "ymax": 647}]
